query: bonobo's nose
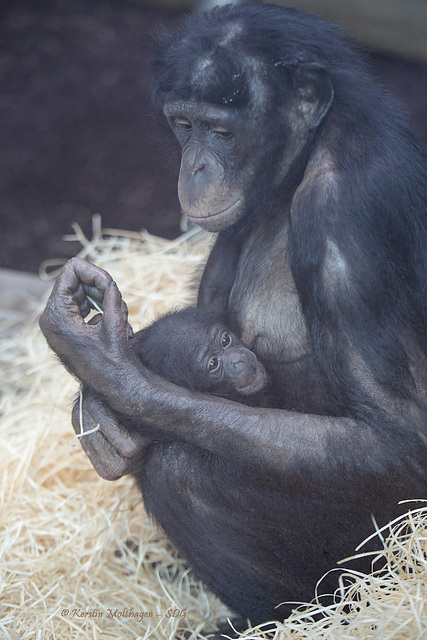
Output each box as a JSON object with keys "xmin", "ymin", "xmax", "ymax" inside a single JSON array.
[{"xmin": 229, "ymin": 353, "xmax": 245, "ymax": 372}]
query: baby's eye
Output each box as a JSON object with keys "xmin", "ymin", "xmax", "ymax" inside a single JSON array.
[
  {"xmin": 221, "ymin": 332, "xmax": 232, "ymax": 348},
  {"xmin": 208, "ymin": 357, "xmax": 220, "ymax": 372}
]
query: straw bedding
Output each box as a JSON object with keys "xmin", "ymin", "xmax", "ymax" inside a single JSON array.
[{"xmin": 1, "ymin": 219, "xmax": 426, "ymax": 639}]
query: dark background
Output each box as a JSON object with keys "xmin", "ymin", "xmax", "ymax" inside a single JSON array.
[{"xmin": 1, "ymin": 0, "xmax": 427, "ymax": 273}]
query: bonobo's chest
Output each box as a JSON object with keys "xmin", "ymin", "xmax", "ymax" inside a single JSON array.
[{"xmin": 228, "ymin": 218, "xmax": 309, "ymax": 366}]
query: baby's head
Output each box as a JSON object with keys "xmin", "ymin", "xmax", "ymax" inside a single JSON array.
[{"xmin": 135, "ymin": 307, "xmax": 267, "ymax": 400}]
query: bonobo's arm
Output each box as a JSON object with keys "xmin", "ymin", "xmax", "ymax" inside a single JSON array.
[
  {"xmin": 198, "ymin": 229, "xmax": 245, "ymax": 311},
  {"xmin": 40, "ymin": 258, "xmax": 407, "ymax": 486}
]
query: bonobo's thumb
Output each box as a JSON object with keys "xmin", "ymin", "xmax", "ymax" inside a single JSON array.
[{"xmin": 102, "ymin": 281, "xmax": 127, "ymax": 335}]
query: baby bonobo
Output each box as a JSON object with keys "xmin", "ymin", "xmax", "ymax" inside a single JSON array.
[{"xmin": 133, "ymin": 307, "xmax": 267, "ymax": 402}]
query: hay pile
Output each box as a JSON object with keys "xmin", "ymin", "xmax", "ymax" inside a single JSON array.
[
  {"xmin": 1, "ymin": 219, "xmax": 427, "ymax": 640},
  {"xmin": 242, "ymin": 505, "xmax": 427, "ymax": 640}
]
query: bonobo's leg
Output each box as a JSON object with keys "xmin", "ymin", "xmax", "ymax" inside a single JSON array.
[
  {"xmin": 135, "ymin": 441, "xmax": 281, "ymax": 624},
  {"xmin": 134, "ymin": 440, "xmax": 384, "ymax": 625}
]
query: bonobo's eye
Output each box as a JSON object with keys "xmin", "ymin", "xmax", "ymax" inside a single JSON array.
[
  {"xmin": 221, "ymin": 332, "xmax": 232, "ymax": 348},
  {"xmin": 172, "ymin": 116, "xmax": 192, "ymax": 131},
  {"xmin": 211, "ymin": 126, "xmax": 233, "ymax": 139},
  {"xmin": 208, "ymin": 356, "xmax": 220, "ymax": 373}
]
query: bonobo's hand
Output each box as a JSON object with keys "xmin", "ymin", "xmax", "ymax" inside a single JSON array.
[
  {"xmin": 72, "ymin": 386, "xmax": 150, "ymax": 480},
  {"xmin": 39, "ymin": 257, "xmax": 137, "ymax": 385}
]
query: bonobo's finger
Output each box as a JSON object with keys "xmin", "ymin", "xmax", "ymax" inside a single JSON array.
[
  {"xmin": 70, "ymin": 257, "xmax": 112, "ymax": 292},
  {"xmin": 87, "ymin": 306, "xmax": 134, "ymax": 337},
  {"xmin": 69, "ymin": 282, "xmax": 104, "ymax": 318},
  {"xmin": 126, "ymin": 323, "xmax": 135, "ymax": 339},
  {"xmin": 84, "ymin": 391, "xmax": 143, "ymax": 457},
  {"xmin": 102, "ymin": 281, "xmax": 129, "ymax": 334},
  {"xmin": 82, "ymin": 284, "xmax": 109, "ymax": 307},
  {"xmin": 53, "ymin": 258, "xmax": 112, "ymax": 298},
  {"xmin": 106, "ymin": 285, "xmax": 131, "ymax": 322},
  {"xmin": 71, "ymin": 282, "xmax": 86, "ymax": 306},
  {"xmin": 74, "ymin": 425, "xmax": 131, "ymax": 481},
  {"xmin": 71, "ymin": 392, "xmax": 146, "ymax": 479},
  {"xmin": 86, "ymin": 278, "xmax": 130, "ymax": 320},
  {"xmin": 120, "ymin": 300, "xmax": 135, "ymax": 339},
  {"xmin": 87, "ymin": 313, "xmax": 103, "ymax": 326},
  {"xmin": 104, "ymin": 285, "xmax": 134, "ymax": 337},
  {"xmin": 42, "ymin": 258, "xmax": 113, "ymax": 328},
  {"xmin": 120, "ymin": 297, "xmax": 130, "ymax": 322}
]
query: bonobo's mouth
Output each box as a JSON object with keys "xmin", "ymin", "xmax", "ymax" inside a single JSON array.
[
  {"xmin": 236, "ymin": 363, "xmax": 268, "ymax": 396},
  {"xmin": 186, "ymin": 199, "xmax": 241, "ymax": 223}
]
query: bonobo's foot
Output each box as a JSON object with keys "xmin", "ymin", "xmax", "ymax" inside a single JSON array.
[{"xmin": 72, "ymin": 387, "xmax": 150, "ymax": 480}]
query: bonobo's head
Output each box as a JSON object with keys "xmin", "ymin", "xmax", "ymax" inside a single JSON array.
[
  {"xmin": 137, "ymin": 308, "xmax": 267, "ymax": 399},
  {"xmin": 152, "ymin": 4, "xmax": 337, "ymax": 232}
]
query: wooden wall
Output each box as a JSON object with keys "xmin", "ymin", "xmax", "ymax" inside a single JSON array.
[
  {"xmin": 276, "ymin": 0, "xmax": 427, "ymax": 62},
  {"xmin": 144, "ymin": 0, "xmax": 427, "ymax": 62}
]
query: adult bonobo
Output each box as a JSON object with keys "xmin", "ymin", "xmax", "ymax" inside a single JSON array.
[{"xmin": 40, "ymin": 3, "xmax": 427, "ymax": 625}]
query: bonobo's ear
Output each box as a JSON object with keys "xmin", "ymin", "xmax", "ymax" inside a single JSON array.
[{"xmin": 293, "ymin": 63, "xmax": 334, "ymax": 130}]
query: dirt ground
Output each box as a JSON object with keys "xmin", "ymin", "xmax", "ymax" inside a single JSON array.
[{"xmin": 1, "ymin": 0, "xmax": 427, "ymax": 273}]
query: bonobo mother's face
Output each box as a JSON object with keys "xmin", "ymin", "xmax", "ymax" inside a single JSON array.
[
  {"xmin": 163, "ymin": 54, "xmax": 333, "ymax": 233},
  {"xmin": 159, "ymin": 12, "xmax": 334, "ymax": 233},
  {"xmin": 164, "ymin": 100, "xmax": 258, "ymax": 233}
]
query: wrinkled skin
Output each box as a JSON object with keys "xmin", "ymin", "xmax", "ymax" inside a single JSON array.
[{"xmin": 40, "ymin": 4, "xmax": 427, "ymax": 626}]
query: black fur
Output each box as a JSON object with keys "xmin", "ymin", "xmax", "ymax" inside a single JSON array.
[
  {"xmin": 40, "ymin": 3, "xmax": 427, "ymax": 627},
  {"xmin": 132, "ymin": 307, "xmax": 267, "ymax": 401},
  {"xmin": 138, "ymin": 4, "xmax": 427, "ymax": 622},
  {"xmin": 153, "ymin": 3, "xmax": 427, "ymax": 423}
]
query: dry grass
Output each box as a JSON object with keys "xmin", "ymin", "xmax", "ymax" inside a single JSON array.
[
  {"xmin": 1, "ymin": 218, "xmax": 426, "ymax": 639},
  {"xmin": 238, "ymin": 505, "xmax": 427, "ymax": 640}
]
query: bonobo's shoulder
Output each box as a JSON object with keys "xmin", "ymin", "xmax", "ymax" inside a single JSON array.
[{"xmin": 291, "ymin": 147, "xmax": 340, "ymax": 215}]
